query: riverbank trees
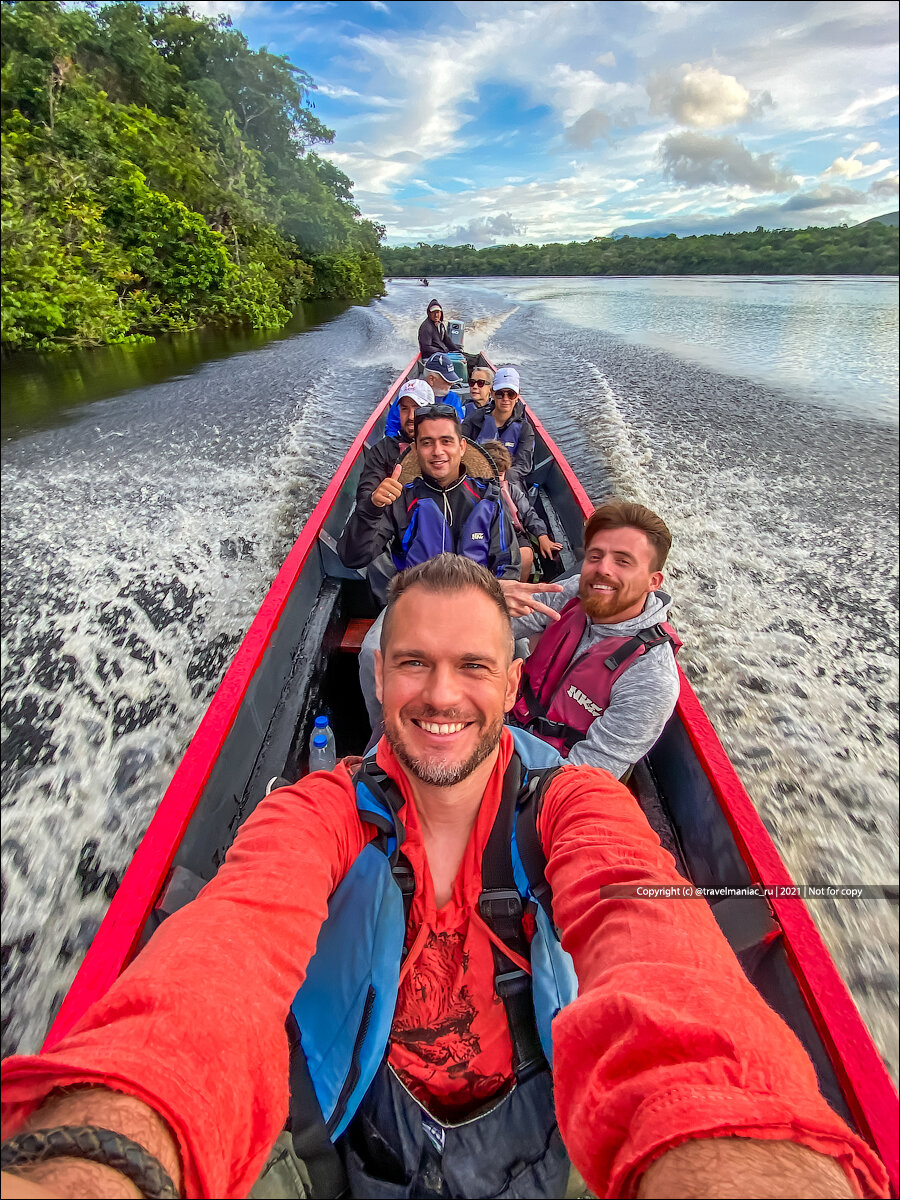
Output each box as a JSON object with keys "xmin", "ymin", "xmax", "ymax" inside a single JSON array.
[
  {"xmin": 380, "ymin": 222, "xmax": 899, "ymax": 279},
  {"xmin": 1, "ymin": 1, "xmax": 385, "ymax": 352}
]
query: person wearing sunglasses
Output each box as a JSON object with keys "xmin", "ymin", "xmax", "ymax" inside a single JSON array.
[
  {"xmin": 464, "ymin": 367, "xmax": 494, "ymax": 418},
  {"xmin": 418, "ymin": 298, "xmax": 457, "ymax": 358},
  {"xmin": 462, "ymin": 366, "xmax": 535, "ymax": 486}
]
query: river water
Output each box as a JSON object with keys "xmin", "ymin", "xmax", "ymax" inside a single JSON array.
[{"xmin": 2, "ymin": 276, "xmax": 898, "ymax": 1083}]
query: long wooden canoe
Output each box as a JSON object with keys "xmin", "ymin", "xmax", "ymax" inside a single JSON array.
[{"xmin": 42, "ymin": 352, "xmax": 898, "ymax": 1192}]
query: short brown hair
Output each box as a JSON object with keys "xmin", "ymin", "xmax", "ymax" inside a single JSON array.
[
  {"xmin": 481, "ymin": 440, "xmax": 512, "ymax": 473},
  {"xmin": 583, "ymin": 500, "xmax": 672, "ymax": 571},
  {"xmin": 381, "ymin": 554, "xmax": 513, "ymax": 657}
]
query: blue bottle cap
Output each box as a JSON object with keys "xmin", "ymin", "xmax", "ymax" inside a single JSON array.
[
  {"xmin": 313, "ymin": 734, "xmax": 327, "ymax": 747},
  {"xmin": 314, "ymin": 715, "xmax": 329, "ymax": 728}
]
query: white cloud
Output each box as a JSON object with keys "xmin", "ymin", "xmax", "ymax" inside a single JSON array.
[
  {"xmin": 648, "ymin": 66, "xmax": 754, "ymax": 128},
  {"xmin": 596, "ymin": 51, "xmax": 617, "ymax": 68},
  {"xmin": 189, "ymin": 0, "xmax": 249, "ymax": 17},
  {"xmin": 823, "ymin": 141, "xmax": 893, "ymax": 180},
  {"xmin": 660, "ymin": 131, "xmax": 796, "ymax": 191},
  {"xmin": 868, "ymin": 174, "xmax": 899, "ymax": 199},
  {"xmin": 368, "ymin": 0, "xmax": 390, "ymax": 11}
]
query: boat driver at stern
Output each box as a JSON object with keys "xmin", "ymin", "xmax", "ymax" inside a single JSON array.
[{"xmin": 504, "ymin": 499, "xmax": 681, "ymax": 779}]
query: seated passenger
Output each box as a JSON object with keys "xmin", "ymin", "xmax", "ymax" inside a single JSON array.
[
  {"xmin": 462, "ymin": 366, "xmax": 535, "ymax": 485},
  {"xmin": 464, "ymin": 365, "xmax": 494, "ymax": 418},
  {"xmin": 422, "ymin": 353, "xmax": 466, "ymax": 420},
  {"xmin": 418, "ymin": 299, "xmax": 456, "ymax": 358},
  {"xmin": 509, "ymin": 500, "xmax": 681, "ymax": 778},
  {"xmin": 356, "ymin": 378, "xmax": 434, "ymax": 506},
  {"xmin": 337, "ymin": 405, "xmax": 521, "ymax": 732},
  {"xmin": 483, "ymin": 440, "xmax": 562, "ymax": 581}
]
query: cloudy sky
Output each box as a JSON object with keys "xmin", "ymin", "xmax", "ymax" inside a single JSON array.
[{"xmin": 194, "ymin": 0, "xmax": 898, "ymax": 245}]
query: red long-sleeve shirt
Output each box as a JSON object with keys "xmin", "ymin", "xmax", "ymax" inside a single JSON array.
[{"xmin": 1, "ymin": 731, "xmax": 888, "ymax": 1198}]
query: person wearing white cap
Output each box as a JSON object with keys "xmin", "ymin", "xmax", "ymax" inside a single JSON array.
[
  {"xmin": 355, "ymin": 378, "xmax": 435, "ymax": 508},
  {"xmin": 462, "ymin": 365, "xmax": 535, "ymax": 485},
  {"xmin": 417, "ymin": 298, "xmax": 456, "ymax": 357}
]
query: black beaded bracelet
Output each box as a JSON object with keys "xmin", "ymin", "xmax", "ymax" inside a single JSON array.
[{"xmin": 0, "ymin": 1124, "xmax": 180, "ymax": 1198}]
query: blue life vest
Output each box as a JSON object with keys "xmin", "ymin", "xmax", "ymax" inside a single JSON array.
[
  {"xmin": 290, "ymin": 727, "xmax": 577, "ymax": 1142},
  {"xmin": 391, "ymin": 480, "xmax": 511, "ymax": 576},
  {"xmin": 476, "ymin": 411, "xmax": 523, "ymax": 457}
]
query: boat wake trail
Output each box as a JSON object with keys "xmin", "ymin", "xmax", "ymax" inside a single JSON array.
[
  {"xmin": 1, "ymin": 308, "xmax": 396, "ymax": 1057},
  {"xmin": 487, "ymin": 299, "xmax": 898, "ymax": 1080}
]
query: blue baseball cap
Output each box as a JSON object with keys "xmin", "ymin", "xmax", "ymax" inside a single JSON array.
[{"xmin": 423, "ymin": 353, "xmax": 462, "ymax": 384}]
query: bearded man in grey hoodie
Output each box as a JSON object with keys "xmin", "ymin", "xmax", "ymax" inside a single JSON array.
[{"xmin": 503, "ymin": 501, "xmax": 681, "ymax": 779}]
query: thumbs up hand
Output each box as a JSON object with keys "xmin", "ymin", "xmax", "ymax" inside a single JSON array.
[{"xmin": 372, "ymin": 462, "xmax": 404, "ymax": 509}]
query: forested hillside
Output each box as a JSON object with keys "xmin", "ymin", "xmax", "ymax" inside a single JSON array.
[
  {"xmin": 381, "ymin": 222, "xmax": 899, "ymax": 278},
  {"xmin": 1, "ymin": 1, "xmax": 385, "ymax": 352}
]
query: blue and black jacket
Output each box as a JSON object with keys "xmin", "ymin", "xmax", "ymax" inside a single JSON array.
[{"xmin": 338, "ymin": 470, "xmax": 521, "ymax": 605}]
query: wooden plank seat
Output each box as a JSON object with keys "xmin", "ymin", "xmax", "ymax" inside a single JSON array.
[{"xmin": 339, "ymin": 618, "xmax": 374, "ymax": 653}]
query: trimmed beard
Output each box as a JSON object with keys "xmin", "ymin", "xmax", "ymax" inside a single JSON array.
[
  {"xmin": 384, "ymin": 711, "xmax": 505, "ymax": 787},
  {"xmin": 579, "ymin": 576, "xmax": 621, "ymax": 622}
]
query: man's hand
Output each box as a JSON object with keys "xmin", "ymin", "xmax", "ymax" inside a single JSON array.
[
  {"xmin": 537, "ymin": 535, "xmax": 563, "ymax": 558},
  {"xmin": 371, "ymin": 463, "xmax": 403, "ymax": 509},
  {"xmin": 1, "ymin": 1087, "xmax": 182, "ymax": 1199},
  {"xmin": 500, "ymin": 579, "xmax": 564, "ymax": 619}
]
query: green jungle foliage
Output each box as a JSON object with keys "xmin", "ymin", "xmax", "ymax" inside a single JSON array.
[
  {"xmin": 1, "ymin": 0, "xmax": 385, "ymax": 351},
  {"xmin": 381, "ymin": 223, "xmax": 899, "ymax": 279}
]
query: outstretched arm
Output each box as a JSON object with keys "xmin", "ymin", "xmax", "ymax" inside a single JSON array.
[
  {"xmin": 538, "ymin": 767, "xmax": 887, "ymax": 1199},
  {"xmin": 2, "ymin": 772, "xmax": 369, "ymax": 1199}
]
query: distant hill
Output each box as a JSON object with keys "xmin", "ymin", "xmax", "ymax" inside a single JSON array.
[{"xmin": 857, "ymin": 211, "xmax": 899, "ymax": 228}]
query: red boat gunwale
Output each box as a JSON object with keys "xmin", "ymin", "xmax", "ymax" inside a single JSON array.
[{"xmin": 43, "ymin": 353, "xmax": 419, "ymax": 1052}]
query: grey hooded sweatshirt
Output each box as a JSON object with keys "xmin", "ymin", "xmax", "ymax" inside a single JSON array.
[{"xmin": 512, "ymin": 577, "xmax": 680, "ymax": 779}]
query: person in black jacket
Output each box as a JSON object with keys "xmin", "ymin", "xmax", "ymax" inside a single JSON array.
[
  {"xmin": 418, "ymin": 299, "xmax": 456, "ymax": 358},
  {"xmin": 338, "ymin": 405, "xmax": 521, "ymax": 733},
  {"xmin": 461, "ymin": 365, "xmax": 535, "ymax": 485},
  {"xmin": 355, "ymin": 378, "xmax": 435, "ymax": 508},
  {"xmin": 482, "ymin": 440, "xmax": 562, "ymax": 580}
]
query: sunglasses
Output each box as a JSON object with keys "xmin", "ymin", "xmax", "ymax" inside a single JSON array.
[
  {"xmin": 494, "ymin": 389, "xmax": 517, "ymax": 400},
  {"xmin": 416, "ymin": 403, "xmax": 460, "ymax": 421},
  {"xmin": 470, "ymin": 378, "xmax": 491, "ymax": 387}
]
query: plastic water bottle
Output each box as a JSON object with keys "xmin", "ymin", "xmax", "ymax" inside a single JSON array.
[
  {"xmin": 309, "ymin": 734, "xmax": 336, "ymax": 773},
  {"xmin": 311, "ymin": 715, "xmax": 336, "ymax": 760}
]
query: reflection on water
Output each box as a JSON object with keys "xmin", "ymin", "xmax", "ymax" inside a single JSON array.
[
  {"xmin": 494, "ymin": 275, "xmax": 899, "ymax": 423},
  {"xmin": 0, "ymin": 301, "xmax": 351, "ymax": 439}
]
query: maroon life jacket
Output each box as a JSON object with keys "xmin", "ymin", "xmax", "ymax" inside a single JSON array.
[{"xmin": 510, "ymin": 596, "xmax": 682, "ymax": 756}]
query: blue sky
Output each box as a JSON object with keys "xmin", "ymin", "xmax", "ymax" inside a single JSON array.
[{"xmin": 189, "ymin": 0, "xmax": 899, "ymax": 245}]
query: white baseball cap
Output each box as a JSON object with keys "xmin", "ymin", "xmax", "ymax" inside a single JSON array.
[
  {"xmin": 397, "ymin": 378, "xmax": 435, "ymax": 407},
  {"xmin": 493, "ymin": 366, "xmax": 520, "ymax": 394}
]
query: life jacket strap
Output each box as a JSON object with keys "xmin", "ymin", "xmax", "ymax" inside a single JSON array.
[
  {"xmin": 603, "ymin": 624, "xmax": 676, "ymax": 671},
  {"xmin": 479, "ymin": 755, "xmax": 546, "ymax": 1082},
  {"xmin": 523, "ymin": 716, "xmax": 583, "ymax": 752},
  {"xmin": 353, "ymin": 759, "xmax": 415, "ymax": 926}
]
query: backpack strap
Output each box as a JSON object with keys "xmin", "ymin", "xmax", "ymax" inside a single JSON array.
[
  {"xmin": 602, "ymin": 624, "xmax": 677, "ymax": 671},
  {"xmin": 514, "ymin": 766, "xmax": 564, "ymax": 934},
  {"xmin": 285, "ymin": 1012, "xmax": 348, "ymax": 1198},
  {"xmin": 479, "ymin": 754, "xmax": 546, "ymax": 1082},
  {"xmin": 352, "ymin": 758, "xmax": 415, "ymax": 926}
]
